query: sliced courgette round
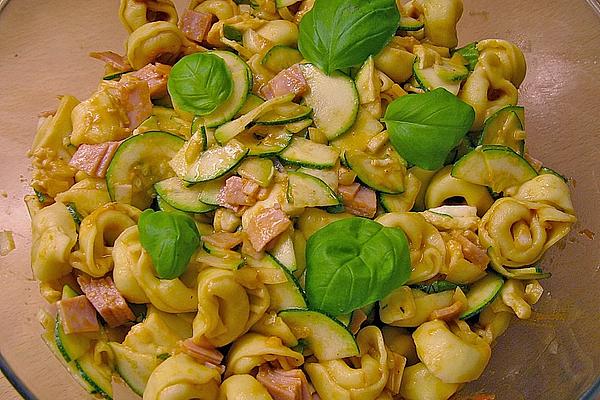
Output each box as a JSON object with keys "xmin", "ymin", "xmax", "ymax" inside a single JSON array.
[
  {"xmin": 344, "ymin": 149, "xmax": 405, "ymax": 194},
  {"xmin": 106, "ymin": 131, "xmax": 184, "ymax": 209},
  {"xmin": 262, "ymin": 254, "xmax": 306, "ymax": 311},
  {"xmin": 184, "ymin": 140, "xmax": 248, "ymax": 183},
  {"xmin": 201, "ymin": 51, "xmax": 251, "ymax": 128},
  {"xmin": 154, "ymin": 177, "xmax": 217, "ymax": 213},
  {"xmin": 479, "ymin": 105, "xmax": 526, "ymax": 154},
  {"xmin": 299, "ymin": 63, "xmax": 359, "ymax": 140},
  {"xmin": 279, "ymin": 137, "xmax": 339, "ymax": 169},
  {"xmin": 75, "ymin": 353, "xmax": 113, "ymax": 399},
  {"xmin": 236, "ymin": 128, "xmax": 293, "ymax": 157},
  {"xmin": 451, "ymin": 145, "xmax": 538, "ymax": 193},
  {"xmin": 398, "ymin": 16, "xmax": 425, "ymax": 31},
  {"xmin": 459, "ymin": 273, "xmax": 504, "ymax": 319},
  {"xmin": 261, "ymin": 45, "xmax": 303, "ymax": 74},
  {"xmin": 255, "ymin": 103, "xmax": 312, "ymax": 126},
  {"xmin": 109, "ymin": 342, "xmax": 158, "ymax": 397},
  {"xmin": 287, "ymin": 171, "xmax": 340, "ymax": 208},
  {"xmin": 413, "ymin": 57, "xmax": 463, "ymax": 95},
  {"xmin": 490, "ymin": 262, "xmax": 551, "ymax": 281},
  {"xmin": 278, "ymin": 309, "xmax": 359, "ymax": 361},
  {"xmin": 237, "ymin": 157, "xmax": 275, "ymax": 187},
  {"xmin": 268, "ymin": 229, "xmax": 297, "ymax": 272},
  {"xmin": 234, "ymin": 94, "xmax": 264, "ymax": 118}
]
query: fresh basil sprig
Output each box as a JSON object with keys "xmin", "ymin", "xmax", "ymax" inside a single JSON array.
[
  {"xmin": 384, "ymin": 88, "xmax": 475, "ymax": 170},
  {"xmin": 167, "ymin": 52, "xmax": 233, "ymax": 116},
  {"xmin": 298, "ymin": 0, "xmax": 399, "ymax": 75},
  {"xmin": 138, "ymin": 210, "xmax": 200, "ymax": 280},
  {"xmin": 305, "ymin": 218, "xmax": 411, "ymax": 315},
  {"xmin": 454, "ymin": 42, "xmax": 479, "ymax": 71}
]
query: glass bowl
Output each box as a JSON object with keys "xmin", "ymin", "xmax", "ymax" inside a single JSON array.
[{"xmin": 0, "ymin": 0, "xmax": 599, "ymax": 398}]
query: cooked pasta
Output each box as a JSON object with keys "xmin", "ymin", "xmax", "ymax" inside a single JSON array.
[{"xmin": 27, "ymin": 0, "xmax": 576, "ymax": 398}]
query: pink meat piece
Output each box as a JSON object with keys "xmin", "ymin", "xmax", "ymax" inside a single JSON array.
[
  {"xmin": 339, "ymin": 184, "xmax": 377, "ymax": 218},
  {"xmin": 260, "ymin": 64, "xmax": 308, "ymax": 100},
  {"xmin": 89, "ymin": 51, "xmax": 132, "ymax": 72},
  {"xmin": 119, "ymin": 78, "xmax": 153, "ymax": 128},
  {"xmin": 218, "ymin": 176, "xmax": 260, "ymax": 209},
  {"xmin": 181, "ymin": 338, "xmax": 224, "ymax": 366},
  {"xmin": 245, "ymin": 207, "xmax": 292, "ymax": 252},
  {"xmin": 77, "ymin": 275, "xmax": 135, "ymax": 328},
  {"xmin": 57, "ymin": 295, "xmax": 100, "ymax": 334},
  {"xmin": 257, "ymin": 366, "xmax": 312, "ymax": 400},
  {"xmin": 180, "ymin": 9, "xmax": 213, "ymax": 43},
  {"xmin": 69, "ymin": 141, "xmax": 120, "ymax": 178},
  {"xmin": 130, "ymin": 63, "xmax": 171, "ymax": 98}
]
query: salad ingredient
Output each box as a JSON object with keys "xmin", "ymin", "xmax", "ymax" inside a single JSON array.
[{"xmin": 77, "ymin": 275, "xmax": 135, "ymax": 327}]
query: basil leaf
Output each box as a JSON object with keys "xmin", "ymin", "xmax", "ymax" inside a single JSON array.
[
  {"xmin": 454, "ymin": 42, "xmax": 479, "ymax": 71},
  {"xmin": 298, "ymin": 0, "xmax": 399, "ymax": 75},
  {"xmin": 305, "ymin": 218, "xmax": 411, "ymax": 315},
  {"xmin": 138, "ymin": 210, "xmax": 200, "ymax": 279},
  {"xmin": 384, "ymin": 88, "xmax": 475, "ymax": 170},
  {"xmin": 167, "ymin": 53, "xmax": 233, "ymax": 116}
]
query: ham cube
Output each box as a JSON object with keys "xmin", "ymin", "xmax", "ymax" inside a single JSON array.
[
  {"xmin": 69, "ymin": 141, "xmax": 120, "ymax": 178},
  {"xmin": 181, "ymin": 338, "xmax": 224, "ymax": 366},
  {"xmin": 257, "ymin": 366, "xmax": 312, "ymax": 400},
  {"xmin": 89, "ymin": 51, "xmax": 131, "ymax": 72},
  {"xmin": 57, "ymin": 295, "xmax": 100, "ymax": 334},
  {"xmin": 180, "ymin": 9, "xmax": 213, "ymax": 43},
  {"xmin": 260, "ymin": 64, "xmax": 308, "ymax": 100},
  {"xmin": 130, "ymin": 63, "xmax": 171, "ymax": 98},
  {"xmin": 339, "ymin": 184, "xmax": 377, "ymax": 218},
  {"xmin": 119, "ymin": 78, "xmax": 152, "ymax": 129},
  {"xmin": 77, "ymin": 275, "xmax": 135, "ymax": 327},
  {"xmin": 245, "ymin": 207, "xmax": 291, "ymax": 252},
  {"xmin": 218, "ymin": 176, "xmax": 260, "ymax": 209}
]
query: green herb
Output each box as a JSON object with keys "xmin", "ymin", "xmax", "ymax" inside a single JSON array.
[
  {"xmin": 66, "ymin": 203, "xmax": 83, "ymax": 225},
  {"xmin": 103, "ymin": 71, "xmax": 130, "ymax": 81},
  {"xmin": 156, "ymin": 353, "xmax": 171, "ymax": 361},
  {"xmin": 305, "ymin": 218, "xmax": 411, "ymax": 315},
  {"xmin": 413, "ymin": 280, "xmax": 468, "ymax": 294},
  {"xmin": 167, "ymin": 53, "xmax": 233, "ymax": 116},
  {"xmin": 223, "ymin": 25, "xmax": 243, "ymax": 43},
  {"xmin": 34, "ymin": 189, "xmax": 46, "ymax": 204},
  {"xmin": 298, "ymin": 0, "xmax": 399, "ymax": 75},
  {"xmin": 138, "ymin": 210, "xmax": 200, "ymax": 280},
  {"xmin": 384, "ymin": 88, "xmax": 475, "ymax": 170},
  {"xmin": 454, "ymin": 42, "xmax": 479, "ymax": 71}
]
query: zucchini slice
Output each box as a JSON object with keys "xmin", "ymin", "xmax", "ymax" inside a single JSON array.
[
  {"xmin": 154, "ymin": 177, "xmax": 216, "ymax": 213},
  {"xmin": 490, "ymin": 263, "xmax": 551, "ymax": 281},
  {"xmin": 190, "ymin": 117, "xmax": 208, "ymax": 150},
  {"xmin": 106, "ymin": 131, "xmax": 184, "ymax": 209},
  {"xmin": 196, "ymin": 178, "xmax": 226, "ymax": 206},
  {"xmin": 279, "ymin": 137, "xmax": 339, "ymax": 169},
  {"xmin": 236, "ymin": 127, "xmax": 293, "ymax": 156},
  {"xmin": 299, "ymin": 63, "xmax": 359, "ymax": 140},
  {"xmin": 460, "ymin": 273, "xmax": 504, "ymax": 319},
  {"xmin": 287, "ymin": 171, "xmax": 340, "ymax": 208},
  {"xmin": 278, "ymin": 309, "xmax": 359, "ymax": 361},
  {"xmin": 451, "ymin": 145, "xmax": 538, "ymax": 193},
  {"xmin": 344, "ymin": 149, "xmax": 405, "ymax": 194},
  {"xmin": 237, "ymin": 157, "xmax": 275, "ymax": 187},
  {"xmin": 201, "ymin": 51, "xmax": 251, "ymax": 128},
  {"xmin": 268, "ymin": 228, "xmax": 297, "ymax": 272},
  {"xmin": 202, "ymin": 243, "xmax": 245, "ymax": 270},
  {"xmin": 262, "ymin": 254, "xmax": 307, "ymax": 311},
  {"xmin": 75, "ymin": 353, "xmax": 113, "ymax": 399},
  {"xmin": 235, "ymin": 94, "xmax": 264, "ymax": 117},
  {"xmin": 479, "ymin": 106, "xmax": 526, "ymax": 154},
  {"xmin": 413, "ymin": 57, "xmax": 465, "ymax": 95},
  {"xmin": 156, "ymin": 196, "xmax": 179, "ymax": 212},
  {"xmin": 398, "ymin": 16, "xmax": 425, "ymax": 31},
  {"xmin": 184, "ymin": 140, "xmax": 248, "ymax": 183},
  {"xmin": 255, "ymin": 103, "xmax": 312, "ymax": 126},
  {"xmin": 109, "ymin": 343, "xmax": 158, "ymax": 397},
  {"xmin": 55, "ymin": 286, "xmax": 92, "ymax": 363},
  {"xmin": 261, "ymin": 45, "xmax": 303, "ymax": 74}
]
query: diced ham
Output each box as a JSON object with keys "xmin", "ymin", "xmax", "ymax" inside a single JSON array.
[
  {"xmin": 202, "ymin": 231, "xmax": 243, "ymax": 250},
  {"xmin": 77, "ymin": 275, "xmax": 135, "ymax": 327},
  {"xmin": 57, "ymin": 295, "xmax": 100, "ymax": 334},
  {"xmin": 429, "ymin": 301, "xmax": 465, "ymax": 322},
  {"xmin": 260, "ymin": 64, "xmax": 308, "ymax": 100},
  {"xmin": 89, "ymin": 51, "xmax": 131, "ymax": 72},
  {"xmin": 218, "ymin": 176, "xmax": 261, "ymax": 209},
  {"xmin": 452, "ymin": 231, "xmax": 489, "ymax": 267},
  {"xmin": 246, "ymin": 207, "xmax": 292, "ymax": 252},
  {"xmin": 180, "ymin": 9, "xmax": 213, "ymax": 43},
  {"xmin": 69, "ymin": 141, "xmax": 120, "ymax": 178},
  {"xmin": 130, "ymin": 63, "xmax": 171, "ymax": 98},
  {"xmin": 256, "ymin": 366, "xmax": 312, "ymax": 400},
  {"xmin": 181, "ymin": 338, "xmax": 224, "ymax": 366},
  {"xmin": 119, "ymin": 78, "xmax": 153, "ymax": 128},
  {"xmin": 339, "ymin": 184, "xmax": 377, "ymax": 218}
]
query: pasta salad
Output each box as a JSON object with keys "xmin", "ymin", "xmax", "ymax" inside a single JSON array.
[{"xmin": 26, "ymin": 0, "xmax": 577, "ymax": 399}]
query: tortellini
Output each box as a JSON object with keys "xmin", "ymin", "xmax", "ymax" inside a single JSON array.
[
  {"xmin": 413, "ymin": 320, "xmax": 491, "ymax": 384},
  {"xmin": 478, "ymin": 198, "xmax": 576, "ymax": 269},
  {"xmin": 380, "ymin": 287, "xmax": 454, "ymax": 327},
  {"xmin": 425, "ymin": 166, "xmax": 494, "ymax": 217},
  {"xmin": 70, "ymin": 81, "xmax": 130, "ymax": 146},
  {"xmin": 399, "ymin": 362, "xmax": 459, "ymax": 400},
  {"xmin": 31, "ymin": 202, "xmax": 78, "ymax": 282},
  {"xmin": 381, "ymin": 326, "xmax": 419, "ymax": 366},
  {"xmin": 224, "ymin": 333, "xmax": 304, "ymax": 376},
  {"xmin": 144, "ymin": 353, "xmax": 221, "ymax": 400},
  {"xmin": 376, "ymin": 213, "xmax": 446, "ymax": 283},
  {"xmin": 250, "ymin": 312, "xmax": 298, "ymax": 347},
  {"xmin": 119, "ymin": 0, "xmax": 178, "ymax": 33},
  {"xmin": 475, "ymin": 296, "xmax": 513, "ymax": 344},
  {"xmin": 417, "ymin": 0, "xmax": 463, "ymax": 48},
  {"xmin": 191, "ymin": 0, "xmax": 240, "ymax": 21},
  {"xmin": 478, "ymin": 39, "xmax": 527, "ymax": 88},
  {"xmin": 54, "ymin": 178, "xmax": 111, "ymax": 217},
  {"xmin": 127, "ymin": 21, "xmax": 190, "ymax": 70},
  {"xmin": 512, "ymin": 173, "xmax": 575, "ymax": 215},
  {"xmin": 70, "ymin": 202, "xmax": 141, "ymax": 277},
  {"xmin": 440, "ymin": 230, "xmax": 488, "ymax": 284},
  {"xmin": 192, "ymin": 267, "xmax": 270, "ymax": 347},
  {"xmin": 218, "ymin": 375, "xmax": 273, "ymax": 400},
  {"xmin": 112, "ymin": 226, "xmax": 198, "ymax": 313},
  {"xmin": 305, "ymin": 326, "xmax": 389, "ymax": 400},
  {"xmin": 500, "ymin": 279, "xmax": 543, "ymax": 319}
]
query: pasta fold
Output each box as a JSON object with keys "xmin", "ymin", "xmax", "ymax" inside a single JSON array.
[
  {"xmin": 218, "ymin": 374, "xmax": 273, "ymax": 400},
  {"xmin": 119, "ymin": 0, "xmax": 178, "ymax": 33}
]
